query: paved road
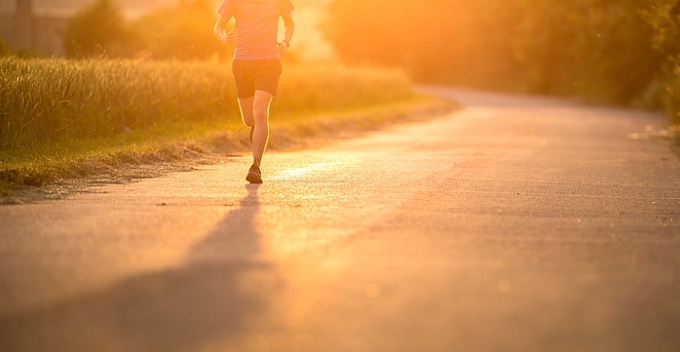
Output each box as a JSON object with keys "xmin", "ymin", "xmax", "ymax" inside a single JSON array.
[{"xmin": 1, "ymin": 88, "xmax": 679, "ymax": 351}]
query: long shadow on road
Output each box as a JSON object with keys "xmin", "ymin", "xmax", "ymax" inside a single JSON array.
[{"xmin": 0, "ymin": 184, "xmax": 278, "ymax": 351}]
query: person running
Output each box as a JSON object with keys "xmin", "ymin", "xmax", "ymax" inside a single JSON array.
[{"xmin": 214, "ymin": 0, "xmax": 295, "ymax": 184}]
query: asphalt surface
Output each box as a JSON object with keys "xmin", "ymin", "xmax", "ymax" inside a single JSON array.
[{"xmin": 1, "ymin": 87, "xmax": 679, "ymax": 351}]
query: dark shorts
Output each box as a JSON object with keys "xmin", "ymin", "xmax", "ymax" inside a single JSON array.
[{"xmin": 232, "ymin": 59, "xmax": 283, "ymax": 99}]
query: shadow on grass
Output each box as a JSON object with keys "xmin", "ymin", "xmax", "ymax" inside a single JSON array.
[{"xmin": 0, "ymin": 184, "xmax": 278, "ymax": 351}]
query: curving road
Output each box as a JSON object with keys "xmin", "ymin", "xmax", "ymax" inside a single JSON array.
[{"xmin": 1, "ymin": 87, "xmax": 679, "ymax": 351}]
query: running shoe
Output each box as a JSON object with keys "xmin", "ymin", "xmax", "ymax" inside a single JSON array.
[{"xmin": 246, "ymin": 164, "xmax": 263, "ymax": 184}]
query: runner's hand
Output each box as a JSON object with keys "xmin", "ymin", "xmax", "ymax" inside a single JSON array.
[
  {"xmin": 277, "ymin": 41, "xmax": 289, "ymax": 56},
  {"xmin": 221, "ymin": 29, "xmax": 238, "ymax": 45}
]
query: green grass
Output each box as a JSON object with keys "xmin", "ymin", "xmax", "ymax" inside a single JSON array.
[
  {"xmin": 1, "ymin": 57, "xmax": 449, "ymax": 193},
  {"xmin": 0, "ymin": 57, "xmax": 411, "ymax": 154},
  {"xmin": 0, "ymin": 94, "xmax": 450, "ymax": 194}
]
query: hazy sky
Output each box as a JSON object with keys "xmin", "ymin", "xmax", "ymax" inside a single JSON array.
[{"xmin": 0, "ymin": 0, "xmax": 334, "ymax": 60}]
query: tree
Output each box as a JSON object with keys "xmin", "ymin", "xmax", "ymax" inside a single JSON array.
[
  {"xmin": 323, "ymin": 0, "xmax": 523, "ymax": 86},
  {"xmin": 128, "ymin": 0, "xmax": 232, "ymax": 60},
  {"xmin": 513, "ymin": 0, "xmax": 660, "ymax": 101},
  {"xmin": 642, "ymin": 0, "xmax": 680, "ymax": 124},
  {"xmin": 63, "ymin": 0, "xmax": 130, "ymax": 57}
]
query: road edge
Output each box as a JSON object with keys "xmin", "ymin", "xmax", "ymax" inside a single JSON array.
[{"xmin": 0, "ymin": 97, "xmax": 458, "ymax": 204}]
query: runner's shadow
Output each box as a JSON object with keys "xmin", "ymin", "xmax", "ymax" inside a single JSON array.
[{"xmin": 0, "ymin": 184, "xmax": 278, "ymax": 351}]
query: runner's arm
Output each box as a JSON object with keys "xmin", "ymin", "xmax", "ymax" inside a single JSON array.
[
  {"xmin": 214, "ymin": 15, "xmax": 236, "ymax": 44},
  {"xmin": 280, "ymin": 12, "xmax": 295, "ymax": 48}
]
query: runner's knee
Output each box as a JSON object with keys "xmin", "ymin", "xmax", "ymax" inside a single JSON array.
[
  {"xmin": 253, "ymin": 105, "xmax": 269, "ymax": 123},
  {"xmin": 242, "ymin": 114, "xmax": 254, "ymax": 128}
]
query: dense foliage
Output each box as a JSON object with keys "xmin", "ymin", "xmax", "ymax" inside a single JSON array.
[
  {"xmin": 514, "ymin": 0, "xmax": 659, "ymax": 102},
  {"xmin": 643, "ymin": 0, "xmax": 680, "ymax": 124},
  {"xmin": 325, "ymin": 0, "xmax": 680, "ymax": 124}
]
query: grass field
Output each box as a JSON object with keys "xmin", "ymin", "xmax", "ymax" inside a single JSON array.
[
  {"xmin": 1, "ymin": 57, "xmax": 448, "ymax": 194},
  {"xmin": 1, "ymin": 57, "xmax": 412, "ymax": 155}
]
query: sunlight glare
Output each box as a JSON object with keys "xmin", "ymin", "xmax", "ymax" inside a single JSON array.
[{"xmin": 271, "ymin": 162, "xmax": 332, "ymax": 180}]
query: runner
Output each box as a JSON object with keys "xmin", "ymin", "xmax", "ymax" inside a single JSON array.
[{"xmin": 214, "ymin": 0, "xmax": 295, "ymax": 183}]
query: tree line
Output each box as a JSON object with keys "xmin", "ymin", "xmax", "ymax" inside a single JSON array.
[{"xmin": 324, "ymin": 0, "xmax": 680, "ymax": 124}]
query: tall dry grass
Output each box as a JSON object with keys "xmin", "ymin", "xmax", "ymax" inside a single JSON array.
[{"xmin": 0, "ymin": 57, "xmax": 412, "ymax": 158}]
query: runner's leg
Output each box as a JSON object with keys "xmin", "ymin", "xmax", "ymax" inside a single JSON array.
[
  {"xmin": 238, "ymin": 97, "xmax": 255, "ymax": 127},
  {"xmin": 251, "ymin": 90, "xmax": 273, "ymax": 166},
  {"xmin": 237, "ymin": 97, "xmax": 255, "ymax": 144}
]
